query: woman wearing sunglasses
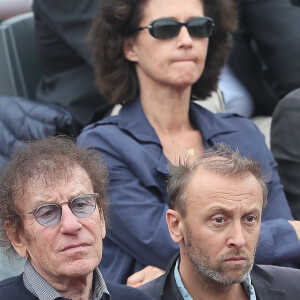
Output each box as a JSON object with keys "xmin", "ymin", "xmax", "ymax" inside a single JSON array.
[{"xmin": 78, "ymin": 0, "xmax": 300, "ymax": 287}]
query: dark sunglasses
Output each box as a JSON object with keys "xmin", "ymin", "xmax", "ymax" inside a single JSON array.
[
  {"xmin": 18, "ymin": 193, "xmax": 98, "ymax": 227},
  {"xmin": 133, "ymin": 17, "xmax": 214, "ymax": 39}
]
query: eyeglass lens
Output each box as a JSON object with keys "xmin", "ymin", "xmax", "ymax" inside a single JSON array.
[
  {"xmin": 34, "ymin": 194, "xmax": 97, "ymax": 227},
  {"xmin": 150, "ymin": 17, "xmax": 214, "ymax": 39}
]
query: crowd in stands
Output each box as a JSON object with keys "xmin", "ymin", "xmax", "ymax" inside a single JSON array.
[{"xmin": 1, "ymin": 0, "xmax": 300, "ymax": 298}]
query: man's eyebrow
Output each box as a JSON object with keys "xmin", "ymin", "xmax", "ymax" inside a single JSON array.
[
  {"xmin": 30, "ymin": 192, "xmax": 87, "ymax": 207},
  {"xmin": 30, "ymin": 199, "xmax": 56, "ymax": 208},
  {"xmin": 209, "ymin": 206, "xmax": 232, "ymax": 213}
]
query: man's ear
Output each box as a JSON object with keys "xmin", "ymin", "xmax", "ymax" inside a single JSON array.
[
  {"xmin": 166, "ymin": 209, "xmax": 184, "ymax": 244},
  {"xmin": 4, "ymin": 220, "xmax": 27, "ymax": 258},
  {"xmin": 123, "ymin": 37, "xmax": 138, "ymax": 62}
]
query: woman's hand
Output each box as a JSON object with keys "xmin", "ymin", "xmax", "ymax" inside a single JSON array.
[
  {"xmin": 126, "ymin": 265, "xmax": 165, "ymax": 288},
  {"xmin": 288, "ymin": 220, "xmax": 300, "ymax": 240}
]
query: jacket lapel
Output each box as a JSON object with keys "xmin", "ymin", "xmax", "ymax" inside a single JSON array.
[{"xmin": 251, "ymin": 265, "xmax": 286, "ymax": 300}]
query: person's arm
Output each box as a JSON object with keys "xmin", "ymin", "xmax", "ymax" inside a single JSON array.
[
  {"xmin": 255, "ymin": 130, "xmax": 300, "ymax": 267},
  {"xmin": 104, "ymin": 153, "xmax": 178, "ymax": 268},
  {"xmin": 228, "ymin": 116, "xmax": 300, "ymax": 267},
  {"xmin": 33, "ymin": 0, "xmax": 99, "ymax": 64},
  {"xmin": 257, "ymin": 220, "xmax": 300, "ymax": 267},
  {"xmin": 239, "ymin": 0, "xmax": 300, "ymax": 96},
  {"xmin": 126, "ymin": 266, "xmax": 165, "ymax": 288},
  {"xmin": 77, "ymin": 124, "xmax": 179, "ymax": 269},
  {"xmin": 271, "ymin": 91, "xmax": 300, "ymax": 220}
]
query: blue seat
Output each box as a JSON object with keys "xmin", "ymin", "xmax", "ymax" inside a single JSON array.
[{"xmin": 0, "ymin": 12, "xmax": 42, "ymax": 100}]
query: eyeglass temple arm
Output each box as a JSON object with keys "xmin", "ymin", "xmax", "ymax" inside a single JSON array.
[{"xmin": 132, "ymin": 25, "xmax": 152, "ymax": 33}]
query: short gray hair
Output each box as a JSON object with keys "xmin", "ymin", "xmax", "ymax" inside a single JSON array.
[{"xmin": 167, "ymin": 143, "xmax": 268, "ymax": 215}]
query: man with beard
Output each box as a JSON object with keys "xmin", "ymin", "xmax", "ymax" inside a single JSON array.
[{"xmin": 139, "ymin": 143, "xmax": 300, "ymax": 299}]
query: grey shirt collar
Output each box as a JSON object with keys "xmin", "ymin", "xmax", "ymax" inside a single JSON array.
[{"xmin": 23, "ymin": 259, "xmax": 110, "ymax": 300}]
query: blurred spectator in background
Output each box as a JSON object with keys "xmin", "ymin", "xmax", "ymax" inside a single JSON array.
[
  {"xmin": 220, "ymin": 0, "xmax": 300, "ymax": 118},
  {"xmin": 271, "ymin": 88, "xmax": 300, "ymax": 220},
  {"xmin": 0, "ymin": 0, "xmax": 32, "ymax": 21},
  {"xmin": 32, "ymin": 0, "xmax": 112, "ymax": 129},
  {"xmin": 290, "ymin": 0, "xmax": 300, "ymax": 6}
]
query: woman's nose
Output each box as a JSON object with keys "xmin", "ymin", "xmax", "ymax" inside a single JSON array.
[{"xmin": 177, "ymin": 26, "xmax": 193, "ymax": 46}]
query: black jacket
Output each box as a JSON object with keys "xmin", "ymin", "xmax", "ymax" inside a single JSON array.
[
  {"xmin": 32, "ymin": 0, "xmax": 112, "ymax": 127},
  {"xmin": 229, "ymin": 0, "xmax": 300, "ymax": 116},
  {"xmin": 0, "ymin": 274, "xmax": 154, "ymax": 300},
  {"xmin": 271, "ymin": 88, "xmax": 300, "ymax": 220},
  {"xmin": 139, "ymin": 253, "xmax": 300, "ymax": 300}
]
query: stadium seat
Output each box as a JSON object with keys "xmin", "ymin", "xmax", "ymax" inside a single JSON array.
[{"xmin": 0, "ymin": 12, "xmax": 42, "ymax": 100}]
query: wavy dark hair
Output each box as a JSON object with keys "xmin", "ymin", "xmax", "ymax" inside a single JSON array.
[
  {"xmin": 0, "ymin": 136, "xmax": 109, "ymax": 260},
  {"xmin": 90, "ymin": 0, "xmax": 237, "ymax": 104}
]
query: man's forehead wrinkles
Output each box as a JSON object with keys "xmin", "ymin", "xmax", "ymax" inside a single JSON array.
[
  {"xmin": 207, "ymin": 204, "xmax": 260, "ymax": 213},
  {"xmin": 191, "ymin": 188, "xmax": 254, "ymax": 202}
]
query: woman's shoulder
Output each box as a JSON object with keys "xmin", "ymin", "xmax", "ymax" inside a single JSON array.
[
  {"xmin": 193, "ymin": 103, "xmax": 263, "ymax": 137},
  {"xmin": 218, "ymin": 112, "xmax": 266, "ymax": 140},
  {"xmin": 215, "ymin": 112, "xmax": 267, "ymax": 140},
  {"xmin": 77, "ymin": 115, "xmax": 124, "ymax": 151},
  {"xmin": 85, "ymin": 115, "xmax": 119, "ymax": 129},
  {"xmin": 213, "ymin": 112, "xmax": 272, "ymax": 163},
  {"xmin": 193, "ymin": 102, "xmax": 258, "ymax": 130},
  {"xmin": 79, "ymin": 115, "xmax": 121, "ymax": 138},
  {"xmin": 77, "ymin": 113, "xmax": 160, "ymax": 157},
  {"xmin": 218, "ymin": 111, "xmax": 258, "ymax": 127}
]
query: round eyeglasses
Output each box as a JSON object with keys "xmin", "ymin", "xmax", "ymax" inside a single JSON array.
[
  {"xmin": 132, "ymin": 17, "xmax": 214, "ymax": 40},
  {"xmin": 18, "ymin": 193, "xmax": 98, "ymax": 227}
]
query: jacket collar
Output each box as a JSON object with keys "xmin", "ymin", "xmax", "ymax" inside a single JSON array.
[
  {"xmin": 118, "ymin": 98, "xmax": 161, "ymax": 145},
  {"xmin": 117, "ymin": 99, "xmax": 238, "ymax": 176},
  {"xmin": 189, "ymin": 102, "xmax": 238, "ymax": 145},
  {"xmin": 251, "ymin": 265, "xmax": 286, "ymax": 300},
  {"xmin": 118, "ymin": 98, "xmax": 238, "ymax": 147},
  {"xmin": 161, "ymin": 253, "xmax": 183, "ymax": 300},
  {"xmin": 158, "ymin": 256, "xmax": 287, "ymax": 300}
]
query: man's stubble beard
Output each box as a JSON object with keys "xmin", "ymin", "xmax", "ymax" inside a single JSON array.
[{"xmin": 184, "ymin": 222, "xmax": 256, "ymax": 286}]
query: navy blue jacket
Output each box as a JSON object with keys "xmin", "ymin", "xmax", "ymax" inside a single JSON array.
[
  {"xmin": 0, "ymin": 274, "xmax": 153, "ymax": 300},
  {"xmin": 0, "ymin": 96, "xmax": 79, "ymax": 169},
  {"xmin": 78, "ymin": 99, "xmax": 300, "ymax": 283}
]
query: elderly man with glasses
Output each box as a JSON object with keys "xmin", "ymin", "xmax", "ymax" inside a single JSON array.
[{"xmin": 0, "ymin": 137, "xmax": 152, "ymax": 300}]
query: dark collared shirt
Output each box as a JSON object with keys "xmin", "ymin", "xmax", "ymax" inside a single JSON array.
[{"xmin": 23, "ymin": 260, "xmax": 110, "ymax": 300}]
